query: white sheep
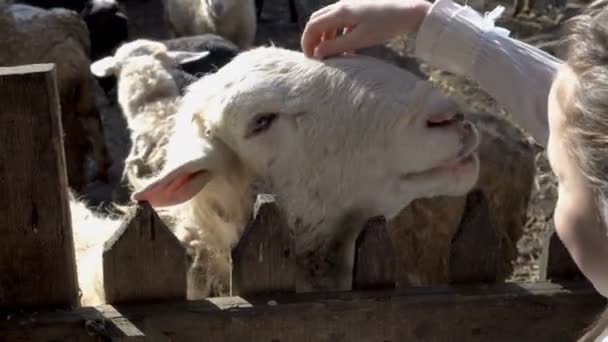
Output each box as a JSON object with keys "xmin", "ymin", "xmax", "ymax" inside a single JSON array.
[
  {"xmin": 69, "ymin": 192, "xmax": 123, "ymax": 306},
  {"xmin": 136, "ymin": 46, "xmax": 481, "ymax": 292},
  {"xmin": 76, "ymin": 45, "xmax": 480, "ymax": 305},
  {"xmin": 0, "ymin": 3, "xmax": 110, "ymax": 192},
  {"xmin": 162, "ymin": 0, "xmax": 256, "ymax": 50},
  {"xmin": 90, "ymin": 39, "xmax": 210, "ymax": 199}
]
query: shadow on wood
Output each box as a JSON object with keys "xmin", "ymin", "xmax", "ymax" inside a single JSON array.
[
  {"xmin": 231, "ymin": 194, "xmax": 295, "ymax": 296},
  {"xmin": 353, "ymin": 216, "xmax": 396, "ymax": 290},
  {"xmin": 538, "ymin": 219, "xmax": 586, "ymax": 282},
  {"xmin": 578, "ymin": 306, "xmax": 608, "ymax": 342},
  {"xmin": 0, "ymin": 64, "xmax": 79, "ymax": 308},
  {"xmin": 103, "ymin": 202, "xmax": 187, "ymax": 304},
  {"xmin": 450, "ymin": 190, "xmax": 499, "ymax": 283}
]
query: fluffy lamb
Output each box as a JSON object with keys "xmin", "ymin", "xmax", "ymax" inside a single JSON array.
[
  {"xmin": 0, "ymin": 4, "xmax": 110, "ymax": 192},
  {"xmin": 75, "ymin": 44, "xmax": 480, "ymax": 305},
  {"xmin": 98, "ymin": 34, "xmax": 240, "ymax": 98},
  {"xmin": 89, "ymin": 39, "xmax": 211, "ymax": 200},
  {"xmin": 162, "ymin": 0, "xmax": 256, "ymax": 50}
]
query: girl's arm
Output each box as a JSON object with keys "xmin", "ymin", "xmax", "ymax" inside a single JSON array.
[{"xmin": 415, "ymin": 0, "xmax": 562, "ymax": 147}]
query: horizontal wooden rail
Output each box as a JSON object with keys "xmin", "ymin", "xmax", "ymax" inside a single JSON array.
[{"xmin": 1, "ymin": 281, "xmax": 604, "ymax": 341}]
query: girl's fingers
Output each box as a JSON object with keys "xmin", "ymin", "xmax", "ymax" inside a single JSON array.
[
  {"xmin": 322, "ymin": 29, "xmax": 338, "ymax": 42},
  {"xmin": 315, "ymin": 25, "xmax": 362, "ymax": 58},
  {"xmin": 342, "ymin": 26, "xmax": 356, "ymax": 55},
  {"xmin": 301, "ymin": 5, "xmax": 355, "ymax": 57}
]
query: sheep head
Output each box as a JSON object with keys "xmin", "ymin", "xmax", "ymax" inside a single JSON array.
[
  {"xmin": 132, "ymin": 46, "xmax": 481, "ymax": 292},
  {"xmin": 133, "ymin": 46, "xmax": 479, "ymax": 223},
  {"xmin": 90, "ymin": 39, "xmax": 211, "ymax": 78}
]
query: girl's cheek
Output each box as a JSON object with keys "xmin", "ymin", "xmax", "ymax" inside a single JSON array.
[
  {"xmin": 553, "ymin": 185, "xmax": 577, "ymax": 246},
  {"xmin": 553, "ymin": 191, "xmax": 566, "ymax": 235}
]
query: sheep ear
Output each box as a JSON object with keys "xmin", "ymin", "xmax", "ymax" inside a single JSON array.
[
  {"xmin": 90, "ymin": 56, "xmax": 116, "ymax": 77},
  {"xmin": 167, "ymin": 51, "xmax": 211, "ymax": 65},
  {"xmin": 131, "ymin": 158, "xmax": 214, "ymax": 208},
  {"xmin": 131, "ymin": 139, "xmax": 229, "ymax": 208}
]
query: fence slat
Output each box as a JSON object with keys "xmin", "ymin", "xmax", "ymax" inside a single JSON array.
[
  {"xmin": 103, "ymin": 202, "xmax": 187, "ymax": 304},
  {"xmin": 0, "ymin": 64, "xmax": 78, "ymax": 308},
  {"xmin": 538, "ymin": 219, "xmax": 585, "ymax": 281},
  {"xmin": 231, "ymin": 194, "xmax": 295, "ymax": 296},
  {"xmin": 449, "ymin": 190, "xmax": 499, "ymax": 283},
  {"xmin": 353, "ymin": 216, "xmax": 396, "ymax": 290}
]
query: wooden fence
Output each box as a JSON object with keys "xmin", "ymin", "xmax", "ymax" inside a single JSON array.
[{"xmin": 0, "ymin": 65, "xmax": 605, "ymax": 341}]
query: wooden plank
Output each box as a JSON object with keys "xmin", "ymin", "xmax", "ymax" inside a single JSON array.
[
  {"xmin": 352, "ymin": 216, "xmax": 395, "ymax": 290},
  {"xmin": 450, "ymin": 190, "xmax": 499, "ymax": 283},
  {"xmin": 89, "ymin": 305, "xmax": 146, "ymax": 341},
  {"xmin": 1, "ymin": 282, "xmax": 604, "ymax": 341},
  {"xmin": 231, "ymin": 194, "xmax": 295, "ymax": 296},
  {"xmin": 0, "ymin": 305, "xmax": 140, "ymax": 341},
  {"xmin": 538, "ymin": 219, "xmax": 585, "ymax": 281},
  {"xmin": 103, "ymin": 202, "xmax": 187, "ymax": 304},
  {"xmin": 0, "ymin": 64, "xmax": 79, "ymax": 308}
]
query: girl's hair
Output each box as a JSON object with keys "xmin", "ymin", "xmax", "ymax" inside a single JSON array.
[{"xmin": 561, "ymin": 0, "xmax": 608, "ymax": 214}]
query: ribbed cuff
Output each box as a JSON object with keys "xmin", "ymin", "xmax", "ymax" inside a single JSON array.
[{"xmin": 415, "ymin": 0, "xmax": 508, "ymax": 77}]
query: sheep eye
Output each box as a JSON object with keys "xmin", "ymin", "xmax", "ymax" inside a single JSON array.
[{"xmin": 248, "ymin": 113, "xmax": 278, "ymax": 137}]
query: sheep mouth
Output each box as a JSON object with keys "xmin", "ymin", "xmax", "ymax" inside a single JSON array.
[{"xmin": 400, "ymin": 121, "xmax": 480, "ymax": 181}]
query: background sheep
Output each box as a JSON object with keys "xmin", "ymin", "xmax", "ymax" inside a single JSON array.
[
  {"xmin": 90, "ymin": 39, "xmax": 211, "ymax": 202},
  {"xmin": 0, "ymin": 4, "xmax": 110, "ymax": 192},
  {"xmin": 98, "ymin": 34, "xmax": 240, "ymax": 98},
  {"xmin": 132, "ymin": 46, "xmax": 481, "ymax": 293},
  {"xmin": 7, "ymin": 0, "xmax": 130, "ymax": 98},
  {"xmin": 162, "ymin": 0, "xmax": 256, "ymax": 50},
  {"xmin": 9, "ymin": 0, "xmax": 129, "ymax": 60},
  {"xmin": 97, "ymin": 33, "xmax": 240, "ymax": 100}
]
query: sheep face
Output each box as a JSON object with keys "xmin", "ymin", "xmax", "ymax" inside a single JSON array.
[
  {"xmin": 90, "ymin": 39, "xmax": 212, "ymax": 78},
  {"xmin": 134, "ymin": 47, "xmax": 480, "ymax": 292}
]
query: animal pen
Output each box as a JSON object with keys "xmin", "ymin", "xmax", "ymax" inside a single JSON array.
[{"xmin": 0, "ymin": 64, "xmax": 606, "ymax": 341}]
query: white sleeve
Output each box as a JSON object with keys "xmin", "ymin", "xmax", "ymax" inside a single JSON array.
[{"xmin": 414, "ymin": 0, "xmax": 562, "ymax": 147}]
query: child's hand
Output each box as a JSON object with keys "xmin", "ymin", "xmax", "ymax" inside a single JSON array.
[{"xmin": 301, "ymin": 0, "xmax": 432, "ymax": 59}]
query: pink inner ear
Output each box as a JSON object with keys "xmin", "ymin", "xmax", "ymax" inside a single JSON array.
[{"xmin": 132, "ymin": 170, "xmax": 209, "ymax": 208}]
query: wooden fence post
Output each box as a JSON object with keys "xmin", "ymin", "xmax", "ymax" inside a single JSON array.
[
  {"xmin": 538, "ymin": 219, "xmax": 585, "ymax": 281},
  {"xmin": 449, "ymin": 190, "xmax": 499, "ymax": 283},
  {"xmin": 231, "ymin": 194, "xmax": 296, "ymax": 296},
  {"xmin": 353, "ymin": 216, "xmax": 396, "ymax": 290},
  {"xmin": 103, "ymin": 202, "xmax": 187, "ymax": 304},
  {"xmin": 0, "ymin": 64, "xmax": 79, "ymax": 308}
]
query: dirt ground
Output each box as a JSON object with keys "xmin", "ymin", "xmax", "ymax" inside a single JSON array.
[{"xmin": 92, "ymin": 0, "xmax": 589, "ymax": 282}]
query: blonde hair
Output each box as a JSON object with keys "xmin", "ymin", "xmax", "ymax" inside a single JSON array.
[{"xmin": 561, "ymin": 0, "xmax": 608, "ymax": 208}]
